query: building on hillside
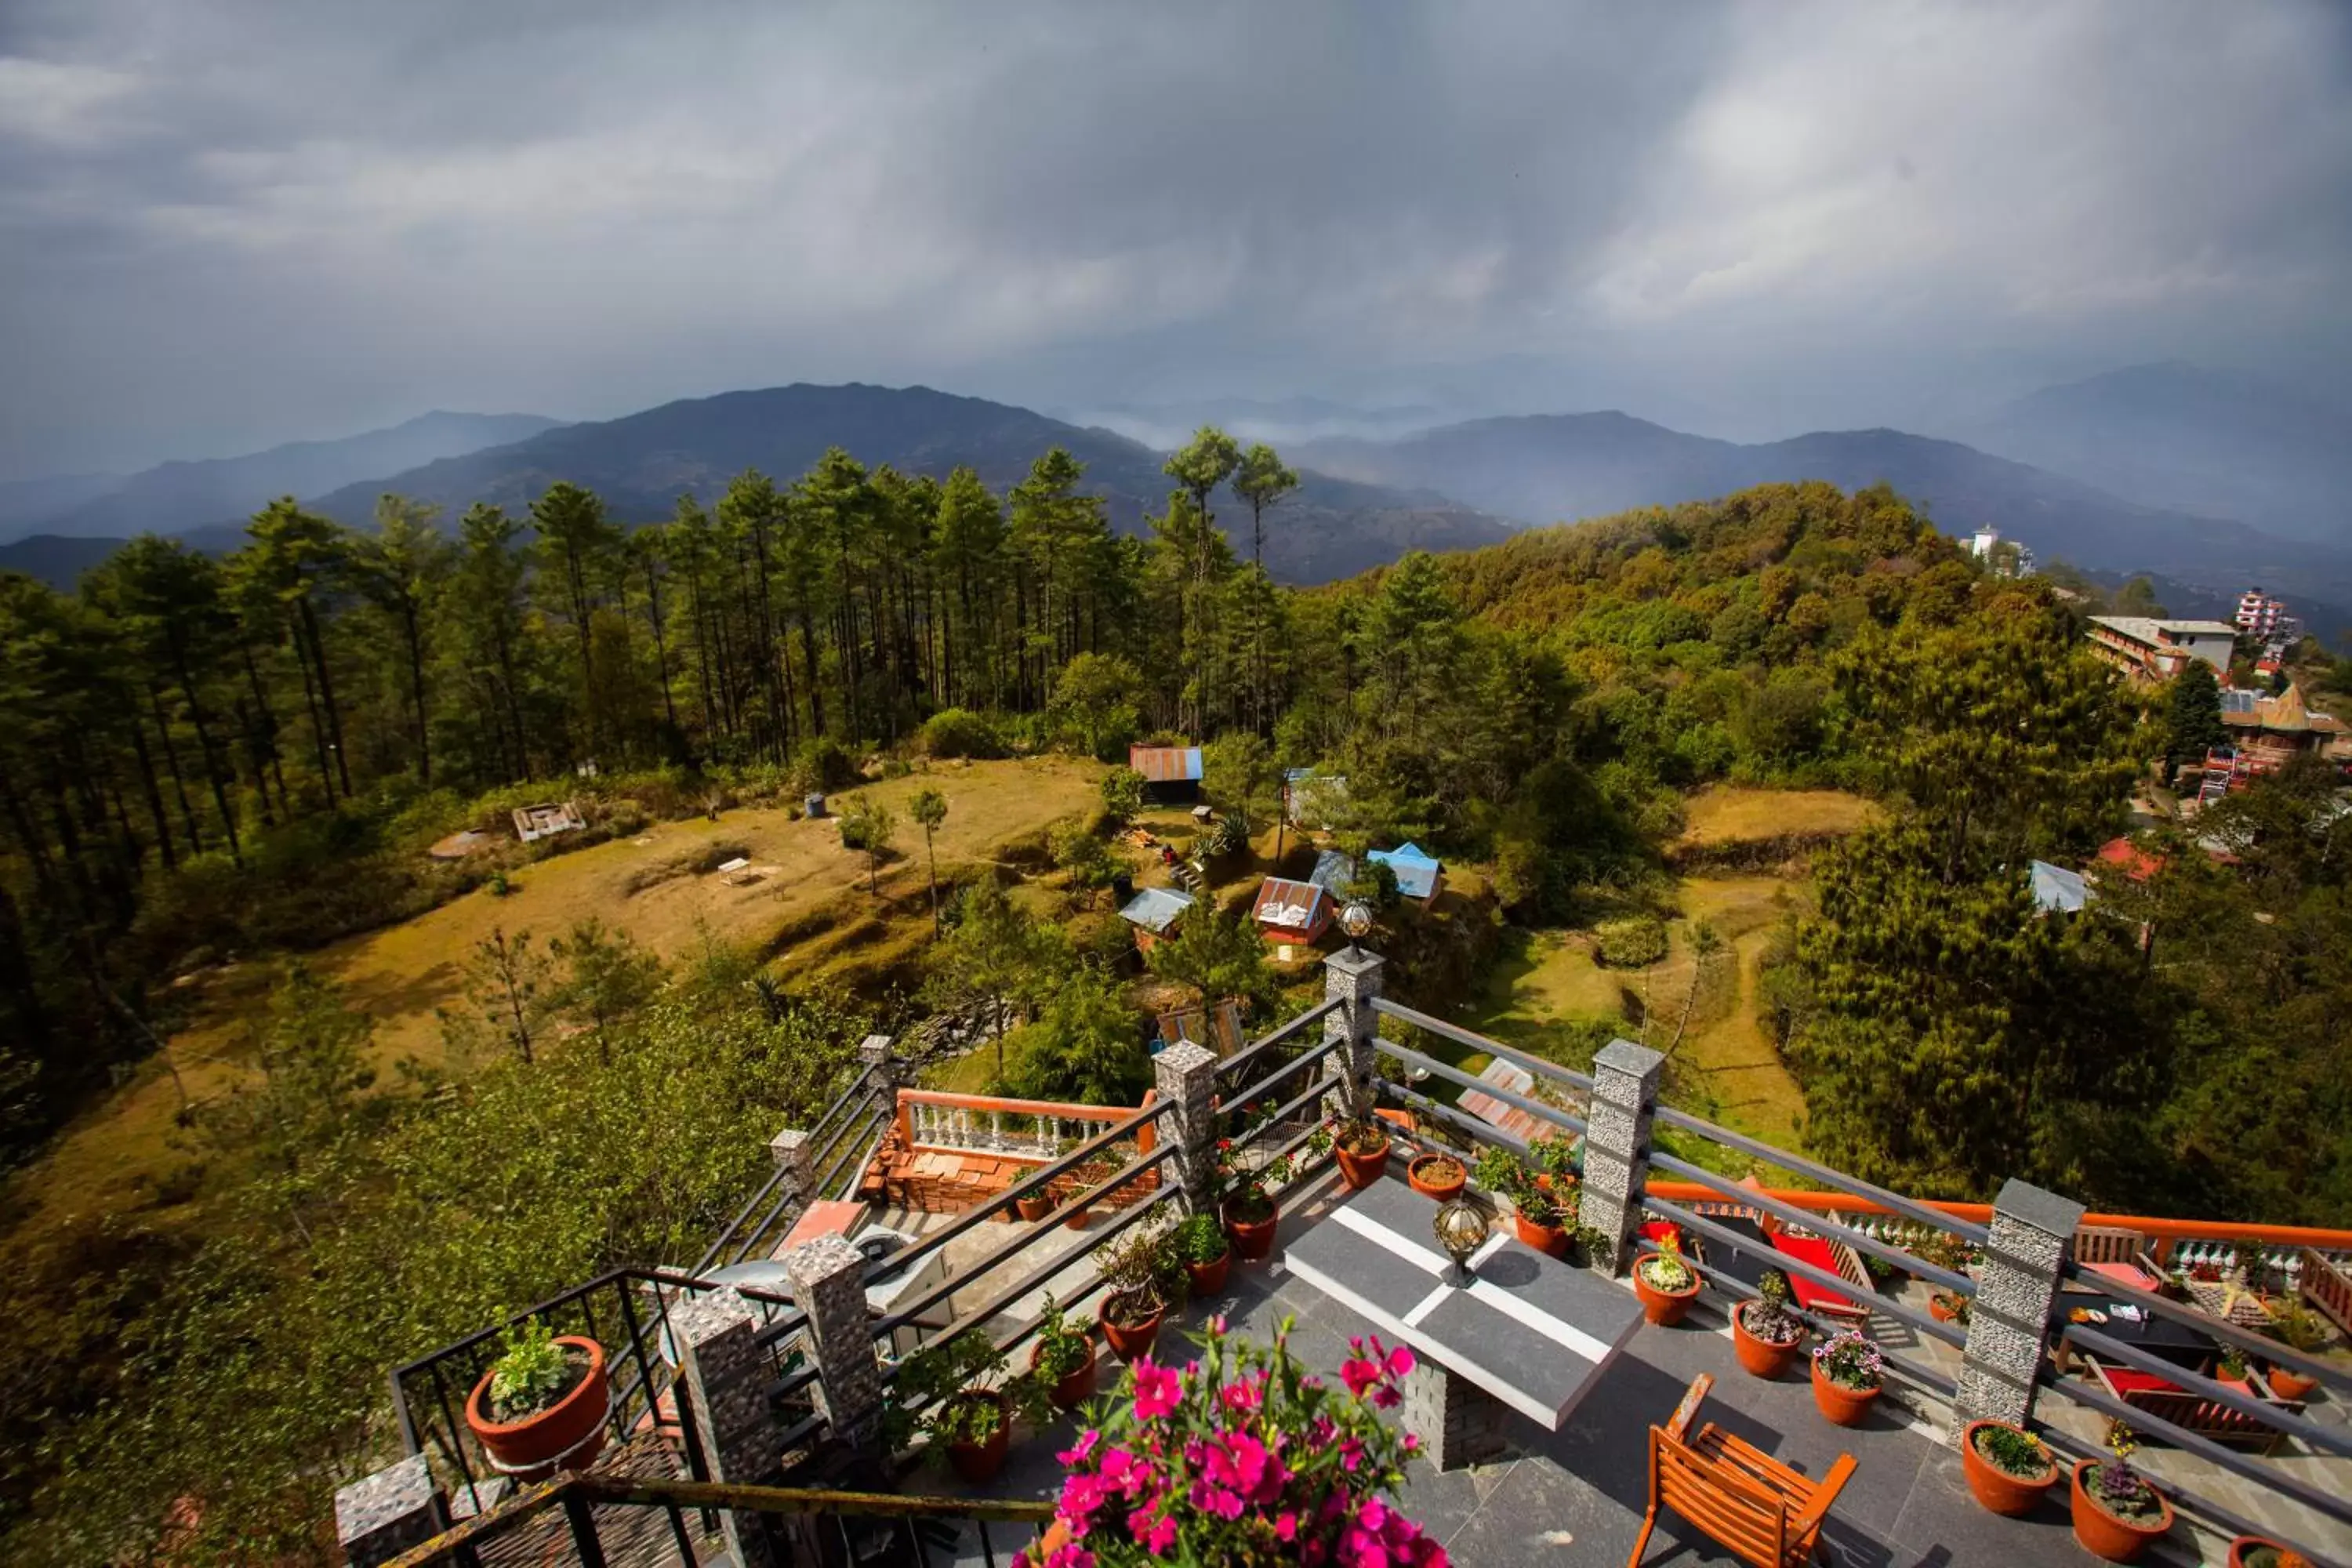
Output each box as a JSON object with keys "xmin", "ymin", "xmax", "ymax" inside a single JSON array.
[
  {"xmin": 2028, "ymin": 859, "xmax": 2089, "ymax": 915},
  {"xmin": 2092, "ymin": 837, "xmax": 2165, "ymax": 882},
  {"xmin": 1117, "ymin": 885, "xmax": 1195, "ymax": 952},
  {"xmin": 1250, "ymin": 876, "xmax": 1334, "ymax": 945},
  {"xmin": 2083, "ymin": 616, "xmax": 2237, "ymax": 684},
  {"xmin": 1969, "ymin": 524, "xmax": 2035, "ymax": 578},
  {"xmin": 1367, "ymin": 841, "xmax": 1445, "ymax": 903},
  {"xmin": 2194, "ymin": 684, "xmax": 2352, "ymax": 798},
  {"xmin": 1127, "ymin": 744, "xmax": 1203, "ymax": 801},
  {"xmin": 2234, "ymin": 587, "xmax": 2299, "ymax": 644},
  {"xmin": 1308, "ymin": 848, "xmax": 1359, "ymax": 899},
  {"xmin": 511, "ymin": 800, "xmax": 586, "ymax": 843}
]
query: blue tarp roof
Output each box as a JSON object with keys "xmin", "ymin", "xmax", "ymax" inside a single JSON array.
[
  {"xmin": 2029, "ymin": 859, "xmax": 2089, "ymax": 914},
  {"xmin": 1308, "ymin": 848, "xmax": 1358, "ymax": 894},
  {"xmin": 1119, "ymin": 886, "xmax": 1196, "ymax": 934},
  {"xmin": 1368, "ymin": 842, "xmax": 1443, "ymax": 899}
]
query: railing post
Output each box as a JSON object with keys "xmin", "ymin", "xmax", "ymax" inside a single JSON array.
[
  {"xmin": 860, "ymin": 1033, "xmax": 910, "ymax": 1153},
  {"xmin": 673, "ymin": 1286, "xmax": 787, "ymax": 1568},
  {"xmin": 334, "ymin": 1453, "xmax": 445, "ymax": 1568},
  {"xmin": 783, "ymin": 1232, "xmax": 887, "ymax": 1449},
  {"xmin": 1952, "ymin": 1178, "xmax": 2085, "ymax": 1444},
  {"xmin": 1576, "ymin": 1038, "xmax": 1664, "ymax": 1275},
  {"xmin": 1154, "ymin": 1041, "xmax": 1221, "ymax": 1214},
  {"xmin": 768, "ymin": 1127, "xmax": 811, "ymax": 1189},
  {"xmin": 1322, "ymin": 946, "xmax": 1385, "ymax": 1120}
]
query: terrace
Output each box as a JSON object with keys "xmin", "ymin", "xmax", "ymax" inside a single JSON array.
[{"xmin": 347, "ymin": 954, "xmax": 2352, "ymax": 1568}]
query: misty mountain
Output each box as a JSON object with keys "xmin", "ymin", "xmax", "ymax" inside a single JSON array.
[
  {"xmin": 1962, "ymin": 363, "xmax": 2352, "ymax": 546},
  {"xmin": 289, "ymin": 383, "xmax": 1511, "ymax": 583},
  {"xmin": 1293, "ymin": 413, "xmax": 2352, "ymax": 624},
  {"xmin": 1068, "ymin": 395, "xmax": 1463, "ymax": 453},
  {"xmin": 8, "ymin": 411, "xmax": 568, "ymax": 545},
  {"xmin": 0, "ymin": 471, "xmax": 122, "ymax": 536},
  {"xmin": 0, "ymin": 534, "xmax": 128, "ymax": 590}
]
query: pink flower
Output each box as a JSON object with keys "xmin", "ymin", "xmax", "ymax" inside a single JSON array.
[
  {"xmin": 1385, "ymin": 1344, "xmax": 1416, "ymax": 1379},
  {"xmin": 1371, "ymin": 1381, "xmax": 1403, "ymax": 1410},
  {"xmin": 1045, "ymin": 1546, "xmax": 1095, "ymax": 1568},
  {"xmin": 1276, "ymin": 1510, "xmax": 1300, "ymax": 1541},
  {"xmin": 1131, "ymin": 1359, "xmax": 1181, "ymax": 1421},
  {"xmin": 1058, "ymin": 1428, "xmax": 1102, "ymax": 1467},
  {"xmin": 1221, "ymin": 1380, "xmax": 1262, "ymax": 1415},
  {"xmin": 1340, "ymin": 1357, "xmax": 1381, "ymax": 1399},
  {"xmin": 1402, "ymin": 1432, "xmax": 1420, "ymax": 1454}
]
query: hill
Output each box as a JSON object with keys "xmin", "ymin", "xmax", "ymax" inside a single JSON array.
[
  {"xmin": 291, "ymin": 383, "xmax": 1509, "ymax": 583},
  {"xmin": 1293, "ymin": 412, "xmax": 2352, "ymax": 630},
  {"xmin": 0, "ymin": 534, "xmax": 129, "ymax": 590},
  {"xmin": 1964, "ymin": 362, "xmax": 2352, "ymax": 546},
  {"xmin": 5, "ymin": 411, "xmax": 567, "ymax": 544}
]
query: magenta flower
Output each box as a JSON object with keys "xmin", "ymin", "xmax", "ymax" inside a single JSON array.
[
  {"xmin": 1340, "ymin": 1356, "xmax": 1381, "ymax": 1399},
  {"xmin": 1131, "ymin": 1359, "xmax": 1181, "ymax": 1421},
  {"xmin": 1385, "ymin": 1344, "xmax": 1416, "ymax": 1379}
]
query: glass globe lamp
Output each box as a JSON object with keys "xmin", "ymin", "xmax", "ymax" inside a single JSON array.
[
  {"xmin": 1340, "ymin": 901, "xmax": 1373, "ymax": 953},
  {"xmin": 1433, "ymin": 1196, "xmax": 1490, "ymax": 1287}
]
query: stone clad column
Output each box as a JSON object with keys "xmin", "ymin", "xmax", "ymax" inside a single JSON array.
[
  {"xmin": 783, "ymin": 1233, "xmax": 885, "ymax": 1450},
  {"xmin": 673, "ymin": 1286, "xmax": 786, "ymax": 1568},
  {"xmin": 1952, "ymin": 1178, "xmax": 2085, "ymax": 1443},
  {"xmin": 768, "ymin": 1127, "xmax": 811, "ymax": 1186},
  {"xmin": 1321, "ymin": 946, "xmax": 1385, "ymax": 1120},
  {"xmin": 334, "ymin": 1453, "xmax": 445, "ymax": 1568},
  {"xmin": 1154, "ymin": 1041, "xmax": 1221, "ymax": 1213},
  {"xmin": 1576, "ymin": 1038, "xmax": 1664, "ymax": 1274}
]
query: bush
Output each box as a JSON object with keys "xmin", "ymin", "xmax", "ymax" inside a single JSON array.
[
  {"xmin": 790, "ymin": 738, "xmax": 858, "ymax": 794},
  {"xmin": 919, "ymin": 707, "xmax": 1004, "ymax": 760},
  {"xmin": 1595, "ymin": 915, "xmax": 1668, "ymax": 968}
]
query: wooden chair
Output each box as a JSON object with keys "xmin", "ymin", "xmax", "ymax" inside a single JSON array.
[
  {"xmin": 1629, "ymin": 1374, "xmax": 1857, "ymax": 1568},
  {"xmin": 2067, "ymin": 1226, "xmax": 2163, "ymax": 1293},
  {"xmin": 2084, "ymin": 1356, "xmax": 2303, "ymax": 1454}
]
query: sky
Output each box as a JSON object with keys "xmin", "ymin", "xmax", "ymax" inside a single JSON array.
[{"xmin": 2, "ymin": 0, "xmax": 2349, "ymax": 480}]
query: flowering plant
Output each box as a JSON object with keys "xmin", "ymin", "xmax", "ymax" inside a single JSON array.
[
  {"xmin": 1636, "ymin": 1232, "xmax": 1693, "ymax": 1293},
  {"xmin": 1014, "ymin": 1316, "xmax": 1446, "ymax": 1568},
  {"xmin": 1810, "ymin": 1328, "xmax": 1882, "ymax": 1392},
  {"xmin": 1215, "ymin": 1138, "xmax": 1294, "ymax": 1224},
  {"xmin": 2085, "ymin": 1421, "xmax": 2164, "ymax": 1523}
]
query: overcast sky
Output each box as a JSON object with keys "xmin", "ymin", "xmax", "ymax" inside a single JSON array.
[{"xmin": 2, "ymin": 0, "xmax": 2348, "ymax": 479}]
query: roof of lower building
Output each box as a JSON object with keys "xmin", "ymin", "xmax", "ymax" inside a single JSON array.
[
  {"xmin": 1251, "ymin": 877, "xmax": 1330, "ymax": 931},
  {"xmin": 2090, "ymin": 615, "xmax": 2238, "ymax": 643},
  {"xmin": 1128, "ymin": 745, "xmax": 1203, "ymax": 782},
  {"xmin": 1367, "ymin": 841, "xmax": 1443, "ymax": 898},
  {"xmin": 1309, "ymin": 848, "xmax": 1359, "ymax": 894},
  {"xmin": 1118, "ymin": 885, "xmax": 1196, "ymax": 933},
  {"xmin": 2029, "ymin": 859, "xmax": 2089, "ymax": 914}
]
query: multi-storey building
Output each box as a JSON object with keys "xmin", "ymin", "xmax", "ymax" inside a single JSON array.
[
  {"xmin": 2084, "ymin": 615, "xmax": 2236, "ymax": 683},
  {"xmin": 2234, "ymin": 586, "xmax": 2298, "ymax": 643}
]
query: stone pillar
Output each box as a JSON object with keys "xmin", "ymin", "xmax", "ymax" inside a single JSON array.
[
  {"xmin": 856, "ymin": 1033, "xmax": 898, "ymax": 1092},
  {"xmin": 673, "ymin": 1286, "xmax": 786, "ymax": 1568},
  {"xmin": 783, "ymin": 1233, "xmax": 885, "ymax": 1450},
  {"xmin": 1951, "ymin": 1178, "xmax": 2085, "ymax": 1443},
  {"xmin": 1321, "ymin": 947, "xmax": 1385, "ymax": 1120},
  {"xmin": 1154, "ymin": 1040, "xmax": 1221, "ymax": 1213},
  {"xmin": 334, "ymin": 1453, "xmax": 444, "ymax": 1568},
  {"xmin": 768, "ymin": 1127, "xmax": 811, "ymax": 1186},
  {"xmin": 1576, "ymin": 1038, "xmax": 1664, "ymax": 1275},
  {"xmin": 1402, "ymin": 1362, "xmax": 1507, "ymax": 1472}
]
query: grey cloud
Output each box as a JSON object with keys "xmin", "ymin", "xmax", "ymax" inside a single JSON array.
[{"xmin": 0, "ymin": 0, "xmax": 2346, "ymax": 477}]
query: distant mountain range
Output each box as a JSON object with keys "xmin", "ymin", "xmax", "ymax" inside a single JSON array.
[
  {"xmin": 0, "ymin": 411, "xmax": 566, "ymax": 545},
  {"xmin": 1961, "ymin": 362, "xmax": 2352, "ymax": 546}
]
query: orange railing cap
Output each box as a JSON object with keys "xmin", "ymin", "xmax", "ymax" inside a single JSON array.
[
  {"xmin": 895, "ymin": 1087, "xmax": 1138, "ymax": 1120},
  {"xmin": 1647, "ymin": 1181, "xmax": 2352, "ymax": 1251}
]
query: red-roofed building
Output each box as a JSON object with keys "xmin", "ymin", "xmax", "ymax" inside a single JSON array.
[
  {"xmin": 2093, "ymin": 837, "xmax": 2165, "ymax": 882},
  {"xmin": 1250, "ymin": 876, "xmax": 1334, "ymax": 943}
]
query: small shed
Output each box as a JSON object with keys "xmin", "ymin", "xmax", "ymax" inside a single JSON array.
[
  {"xmin": 1250, "ymin": 876, "xmax": 1333, "ymax": 943},
  {"xmin": 2028, "ymin": 860, "xmax": 2089, "ymax": 916},
  {"xmin": 1155, "ymin": 999, "xmax": 1246, "ymax": 1058},
  {"xmin": 1367, "ymin": 841, "xmax": 1444, "ymax": 903},
  {"xmin": 511, "ymin": 801, "xmax": 586, "ymax": 844},
  {"xmin": 1128, "ymin": 745, "xmax": 1203, "ymax": 801},
  {"xmin": 1118, "ymin": 885, "xmax": 1196, "ymax": 952},
  {"xmin": 1308, "ymin": 848, "xmax": 1359, "ymax": 898}
]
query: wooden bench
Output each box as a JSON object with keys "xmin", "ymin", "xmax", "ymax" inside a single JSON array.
[
  {"xmin": 2085, "ymin": 1357, "xmax": 2305, "ymax": 1454},
  {"xmin": 1630, "ymin": 1374, "xmax": 1856, "ymax": 1568},
  {"xmin": 2300, "ymin": 1248, "xmax": 2352, "ymax": 1338},
  {"xmin": 1764, "ymin": 1227, "xmax": 1876, "ymax": 1323}
]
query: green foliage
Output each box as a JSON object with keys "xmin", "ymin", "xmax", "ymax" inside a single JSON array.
[
  {"xmin": 1001, "ymin": 968, "xmax": 1148, "ymax": 1105},
  {"xmin": 1098, "ymin": 765, "xmax": 1146, "ymax": 824},
  {"xmin": 885, "ymin": 1330, "xmax": 1013, "ymax": 1456},
  {"xmin": 1053, "ymin": 654, "xmax": 1147, "ymax": 761},
  {"xmin": 1146, "ymin": 903, "xmax": 1272, "ymax": 1011},
  {"xmin": 485, "ymin": 1321, "xmax": 579, "ymax": 1422},
  {"xmin": 1595, "ymin": 915, "xmax": 1668, "ymax": 968},
  {"xmin": 1049, "ymin": 817, "xmax": 1119, "ymax": 905},
  {"xmin": 2163, "ymin": 660, "xmax": 2228, "ymax": 773},
  {"xmin": 1029, "ymin": 1295, "xmax": 1094, "ymax": 1382},
  {"xmin": 1971, "ymin": 1422, "xmax": 2050, "ymax": 1479},
  {"xmin": 919, "ymin": 707, "xmax": 1004, "ymax": 760},
  {"xmin": 1169, "ymin": 1210, "xmax": 1230, "ymax": 1265}
]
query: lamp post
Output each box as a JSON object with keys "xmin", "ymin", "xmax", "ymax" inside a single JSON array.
[
  {"xmin": 1340, "ymin": 900, "xmax": 1372, "ymax": 959},
  {"xmin": 1433, "ymin": 1196, "xmax": 1490, "ymax": 1288}
]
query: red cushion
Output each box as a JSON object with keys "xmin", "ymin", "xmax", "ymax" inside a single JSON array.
[
  {"xmin": 1771, "ymin": 1232, "xmax": 1859, "ymax": 1312},
  {"xmin": 2102, "ymin": 1367, "xmax": 2183, "ymax": 1397}
]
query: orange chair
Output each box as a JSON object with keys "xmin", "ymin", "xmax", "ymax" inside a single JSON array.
[{"xmin": 1628, "ymin": 1374, "xmax": 1857, "ymax": 1568}]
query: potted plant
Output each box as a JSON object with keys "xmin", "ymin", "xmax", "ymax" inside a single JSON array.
[
  {"xmin": 1331, "ymin": 1115, "xmax": 1394, "ymax": 1190},
  {"xmin": 1218, "ymin": 1145, "xmax": 1290, "ymax": 1261},
  {"xmin": 1014, "ymin": 1175, "xmax": 1057, "ymax": 1224},
  {"xmin": 2262, "ymin": 1299, "xmax": 2328, "ymax": 1401},
  {"xmin": 888, "ymin": 1331, "xmax": 1020, "ymax": 1484},
  {"xmin": 1013, "ymin": 1318, "xmax": 1442, "ymax": 1568},
  {"xmin": 1061, "ymin": 1145, "xmax": 1117, "ymax": 1230},
  {"xmin": 2227, "ymin": 1539, "xmax": 2313, "ymax": 1568},
  {"xmin": 1472, "ymin": 1145, "xmax": 1570, "ymax": 1258},
  {"xmin": 1633, "ymin": 1232, "xmax": 1701, "ymax": 1325},
  {"xmin": 1732, "ymin": 1269, "xmax": 1806, "ymax": 1378},
  {"xmin": 463, "ymin": 1321, "xmax": 612, "ymax": 1483},
  {"xmin": 1929, "ymin": 1290, "xmax": 1971, "ymax": 1327},
  {"xmin": 1961, "ymin": 1420, "xmax": 2059, "ymax": 1516},
  {"xmin": 1406, "ymin": 1148, "xmax": 1467, "ymax": 1203},
  {"xmin": 2217, "ymin": 1345, "xmax": 2252, "ymax": 1388},
  {"xmin": 2070, "ymin": 1424, "xmax": 2173, "ymax": 1562},
  {"xmin": 1027, "ymin": 1295, "xmax": 1098, "ymax": 1411},
  {"xmin": 1808, "ymin": 1328, "xmax": 1882, "ymax": 1427},
  {"xmin": 1098, "ymin": 1223, "xmax": 1186, "ymax": 1363},
  {"xmin": 1171, "ymin": 1210, "xmax": 1232, "ymax": 1298}
]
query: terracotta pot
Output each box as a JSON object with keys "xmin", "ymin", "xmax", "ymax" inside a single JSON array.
[
  {"xmin": 1808, "ymin": 1359, "xmax": 1882, "ymax": 1428},
  {"xmin": 1960, "ymin": 1421, "xmax": 2059, "ymax": 1516},
  {"xmin": 1099, "ymin": 1294, "xmax": 1164, "ymax": 1363},
  {"xmin": 2069, "ymin": 1459, "xmax": 2174, "ymax": 1563},
  {"xmin": 944, "ymin": 1391, "xmax": 1011, "ymax": 1484},
  {"xmin": 1185, "ymin": 1247, "xmax": 1232, "ymax": 1298},
  {"xmin": 1064, "ymin": 1200, "xmax": 1094, "ymax": 1231},
  {"xmin": 1029, "ymin": 1335, "xmax": 1097, "ymax": 1410},
  {"xmin": 1730, "ymin": 1302, "xmax": 1803, "ymax": 1379},
  {"xmin": 1632, "ymin": 1258, "xmax": 1700, "ymax": 1325},
  {"xmin": 464, "ymin": 1336, "xmax": 611, "ymax": 1483},
  {"xmin": 1512, "ymin": 1209, "xmax": 1569, "ymax": 1258},
  {"xmin": 1014, "ymin": 1192, "xmax": 1054, "ymax": 1223},
  {"xmin": 1929, "ymin": 1294, "xmax": 1958, "ymax": 1324},
  {"xmin": 2265, "ymin": 1364, "xmax": 2318, "ymax": 1401},
  {"xmin": 2227, "ymin": 1537, "xmax": 2299, "ymax": 1568},
  {"xmin": 1224, "ymin": 1200, "xmax": 1279, "ymax": 1261},
  {"xmin": 1407, "ymin": 1155, "xmax": 1467, "ymax": 1203},
  {"xmin": 1335, "ymin": 1133, "xmax": 1392, "ymax": 1191}
]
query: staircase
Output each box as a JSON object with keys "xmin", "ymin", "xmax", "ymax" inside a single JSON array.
[{"xmin": 1171, "ymin": 860, "xmax": 1205, "ymax": 894}]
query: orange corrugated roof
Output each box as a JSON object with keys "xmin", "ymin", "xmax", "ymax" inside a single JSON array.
[{"xmin": 1127, "ymin": 745, "xmax": 1203, "ymax": 783}]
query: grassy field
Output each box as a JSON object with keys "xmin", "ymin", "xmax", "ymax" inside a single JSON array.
[
  {"xmin": 0, "ymin": 757, "xmax": 1106, "ymax": 1264},
  {"xmin": 1675, "ymin": 784, "xmax": 1878, "ymax": 848}
]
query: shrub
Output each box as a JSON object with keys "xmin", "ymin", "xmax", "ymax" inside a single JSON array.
[
  {"xmin": 789, "ymin": 738, "xmax": 857, "ymax": 793},
  {"xmin": 919, "ymin": 707, "xmax": 1004, "ymax": 760},
  {"xmin": 1595, "ymin": 915, "xmax": 1668, "ymax": 968}
]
